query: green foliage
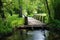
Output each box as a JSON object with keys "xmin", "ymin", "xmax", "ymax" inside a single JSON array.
[
  {"xmin": 28, "ymin": 13, "xmax": 34, "ymax": 17},
  {"xmin": 6, "ymin": 14, "xmax": 24, "ymax": 27},
  {"xmin": 2, "ymin": 0, "xmax": 19, "ymax": 16},
  {"xmin": 0, "ymin": 14, "xmax": 24, "ymax": 35},
  {"xmin": 2, "ymin": 0, "xmax": 49, "ymax": 16},
  {"xmin": 1, "ymin": 0, "xmax": 59, "ymax": 29},
  {"xmin": 48, "ymin": 20, "xmax": 60, "ymax": 28},
  {"xmin": 0, "ymin": 0, "xmax": 24, "ymax": 35},
  {"xmin": 53, "ymin": 0, "xmax": 60, "ymax": 20},
  {"xmin": 0, "ymin": 18, "xmax": 13, "ymax": 34}
]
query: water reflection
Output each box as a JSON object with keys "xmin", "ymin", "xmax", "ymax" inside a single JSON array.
[
  {"xmin": 26, "ymin": 30, "xmax": 49, "ymax": 40},
  {"xmin": 6, "ymin": 30, "xmax": 49, "ymax": 40}
]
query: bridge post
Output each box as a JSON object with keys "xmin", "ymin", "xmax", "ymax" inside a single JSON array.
[
  {"xmin": 19, "ymin": 29, "xmax": 24, "ymax": 40},
  {"xmin": 24, "ymin": 16, "xmax": 28, "ymax": 25},
  {"xmin": 24, "ymin": 16, "xmax": 28, "ymax": 37}
]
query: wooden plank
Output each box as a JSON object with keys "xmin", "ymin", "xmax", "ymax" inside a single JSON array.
[
  {"xmin": 28, "ymin": 17, "xmax": 46, "ymax": 27},
  {"xmin": 17, "ymin": 17, "xmax": 47, "ymax": 30}
]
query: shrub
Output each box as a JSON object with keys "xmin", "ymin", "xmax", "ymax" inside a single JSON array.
[
  {"xmin": 48, "ymin": 19, "xmax": 60, "ymax": 28},
  {"xmin": 6, "ymin": 14, "xmax": 24, "ymax": 28},
  {"xmin": 0, "ymin": 19, "xmax": 13, "ymax": 36},
  {"xmin": 0, "ymin": 14, "xmax": 24, "ymax": 36}
]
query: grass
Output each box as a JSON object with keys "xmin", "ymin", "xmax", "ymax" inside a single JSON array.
[
  {"xmin": 0, "ymin": 14, "xmax": 24, "ymax": 36},
  {"xmin": 6, "ymin": 14, "xmax": 24, "ymax": 28}
]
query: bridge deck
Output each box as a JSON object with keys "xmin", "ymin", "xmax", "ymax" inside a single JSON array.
[
  {"xmin": 18, "ymin": 17, "xmax": 47, "ymax": 30},
  {"xmin": 28, "ymin": 17, "xmax": 46, "ymax": 27}
]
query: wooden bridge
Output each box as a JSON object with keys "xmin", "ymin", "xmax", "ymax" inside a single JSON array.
[
  {"xmin": 17, "ymin": 16, "xmax": 60, "ymax": 35},
  {"xmin": 16, "ymin": 13, "xmax": 60, "ymax": 31},
  {"xmin": 18, "ymin": 17, "xmax": 48, "ymax": 30}
]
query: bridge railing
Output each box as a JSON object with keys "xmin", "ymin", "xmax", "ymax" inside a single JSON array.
[{"xmin": 33, "ymin": 13, "xmax": 47, "ymax": 23}]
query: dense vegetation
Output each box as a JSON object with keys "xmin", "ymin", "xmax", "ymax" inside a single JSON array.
[{"xmin": 0, "ymin": 0, "xmax": 60, "ymax": 39}]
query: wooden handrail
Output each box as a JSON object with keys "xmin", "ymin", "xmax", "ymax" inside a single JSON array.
[{"xmin": 33, "ymin": 14, "xmax": 47, "ymax": 23}]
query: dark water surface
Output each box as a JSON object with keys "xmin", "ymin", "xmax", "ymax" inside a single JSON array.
[
  {"xmin": 5, "ymin": 29, "xmax": 60, "ymax": 40},
  {"xmin": 25, "ymin": 30, "xmax": 49, "ymax": 40},
  {"xmin": 6, "ymin": 30, "xmax": 49, "ymax": 40}
]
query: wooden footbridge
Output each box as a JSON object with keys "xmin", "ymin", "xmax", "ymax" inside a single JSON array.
[
  {"xmin": 17, "ymin": 17, "xmax": 49, "ymax": 30},
  {"xmin": 16, "ymin": 16, "xmax": 60, "ymax": 36}
]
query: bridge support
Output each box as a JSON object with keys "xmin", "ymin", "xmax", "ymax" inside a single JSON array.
[
  {"xmin": 19, "ymin": 30, "xmax": 24, "ymax": 40},
  {"xmin": 24, "ymin": 16, "xmax": 29, "ymax": 37},
  {"xmin": 24, "ymin": 16, "xmax": 28, "ymax": 25}
]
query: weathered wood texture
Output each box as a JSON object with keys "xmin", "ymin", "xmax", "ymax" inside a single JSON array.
[{"xmin": 18, "ymin": 17, "xmax": 47, "ymax": 30}]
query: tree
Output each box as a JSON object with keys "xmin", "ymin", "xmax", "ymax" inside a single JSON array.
[
  {"xmin": 18, "ymin": 0, "xmax": 23, "ymax": 17},
  {"xmin": 53, "ymin": 0, "xmax": 60, "ymax": 20},
  {"xmin": 0, "ymin": 0, "xmax": 5, "ymax": 19},
  {"xmin": 45, "ymin": 0, "xmax": 52, "ymax": 22}
]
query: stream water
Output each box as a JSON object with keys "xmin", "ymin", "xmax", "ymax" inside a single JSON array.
[
  {"xmin": 6, "ymin": 29, "xmax": 60, "ymax": 40},
  {"xmin": 24, "ymin": 30, "xmax": 49, "ymax": 40}
]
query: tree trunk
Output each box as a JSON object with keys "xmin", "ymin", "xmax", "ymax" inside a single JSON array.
[
  {"xmin": 0, "ymin": 0, "xmax": 5, "ymax": 19},
  {"xmin": 19, "ymin": 6, "xmax": 22, "ymax": 17},
  {"xmin": 18, "ymin": 0, "xmax": 22, "ymax": 17},
  {"xmin": 45, "ymin": 0, "xmax": 52, "ymax": 22}
]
